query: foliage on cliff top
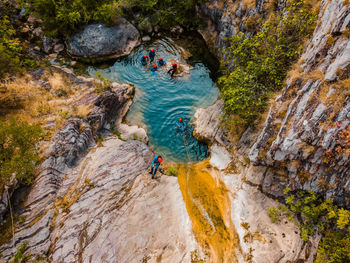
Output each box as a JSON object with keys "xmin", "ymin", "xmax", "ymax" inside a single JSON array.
[
  {"xmin": 218, "ymin": 0, "xmax": 318, "ymax": 130},
  {"xmin": 0, "ymin": 1, "xmax": 23, "ymax": 78},
  {"xmin": 29, "ymin": 0, "xmax": 206, "ymax": 37},
  {"xmin": 269, "ymin": 188, "xmax": 350, "ymax": 263},
  {"xmin": 0, "ymin": 119, "xmax": 42, "ymax": 191}
]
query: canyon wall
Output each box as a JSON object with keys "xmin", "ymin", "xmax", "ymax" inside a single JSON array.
[{"xmin": 247, "ymin": 0, "xmax": 350, "ymax": 208}]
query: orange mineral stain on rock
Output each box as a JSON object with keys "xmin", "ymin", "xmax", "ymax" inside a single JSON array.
[{"xmin": 177, "ymin": 160, "xmax": 240, "ymax": 263}]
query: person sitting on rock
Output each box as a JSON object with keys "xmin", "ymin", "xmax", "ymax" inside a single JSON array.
[
  {"xmin": 157, "ymin": 57, "xmax": 166, "ymax": 67},
  {"xmin": 176, "ymin": 118, "xmax": 186, "ymax": 132},
  {"xmin": 168, "ymin": 63, "xmax": 177, "ymax": 77},
  {"xmin": 150, "ymin": 155, "xmax": 162, "ymax": 179},
  {"xmin": 150, "ymin": 64, "xmax": 158, "ymax": 72},
  {"xmin": 149, "ymin": 48, "xmax": 156, "ymax": 62},
  {"xmin": 141, "ymin": 55, "xmax": 149, "ymax": 66}
]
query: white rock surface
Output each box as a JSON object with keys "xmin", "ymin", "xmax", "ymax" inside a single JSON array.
[
  {"xmin": 50, "ymin": 139, "xmax": 200, "ymax": 263},
  {"xmin": 210, "ymin": 143, "xmax": 231, "ymax": 169}
]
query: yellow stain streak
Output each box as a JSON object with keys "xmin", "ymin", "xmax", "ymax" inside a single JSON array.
[{"xmin": 177, "ymin": 160, "xmax": 240, "ymax": 263}]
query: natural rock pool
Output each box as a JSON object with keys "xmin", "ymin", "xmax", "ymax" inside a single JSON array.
[{"xmin": 88, "ymin": 38, "xmax": 219, "ymax": 162}]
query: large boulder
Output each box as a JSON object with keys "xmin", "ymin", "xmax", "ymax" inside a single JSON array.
[{"xmin": 67, "ymin": 19, "xmax": 140, "ymax": 60}]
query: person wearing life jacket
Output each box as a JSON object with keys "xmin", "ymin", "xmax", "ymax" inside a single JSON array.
[
  {"xmin": 157, "ymin": 57, "xmax": 166, "ymax": 67},
  {"xmin": 150, "ymin": 155, "xmax": 163, "ymax": 179},
  {"xmin": 176, "ymin": 118, "xmax": 186, "ymax": 132},
  {"xmin": 168, "ymin": 63, "xmax": 177, "ymax": 77},
  {"xmin": 150, "ymin": 64, "xmax": 158, "ymax": 72},
  {"xmin": 149, "ymin": 48, "xmax": 155, "ymax": 62},
  {"xmin": 141, "ymin": 55, "xmax": 149, "ymax": 66}
]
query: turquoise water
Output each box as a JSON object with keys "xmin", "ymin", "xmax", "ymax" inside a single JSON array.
[{"xmin": 88, "ymin": 38, "xmax": 219, "ymax": 162}]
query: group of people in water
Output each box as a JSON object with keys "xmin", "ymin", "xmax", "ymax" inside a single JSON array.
[{"xmin": 141, "ymin": 48, "xmax": 178, "ymax": 77}]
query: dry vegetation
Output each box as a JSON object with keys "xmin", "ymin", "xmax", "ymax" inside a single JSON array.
[{"xmin": 0, "ymin": 70, "xmax": 94, "ymax": 129}]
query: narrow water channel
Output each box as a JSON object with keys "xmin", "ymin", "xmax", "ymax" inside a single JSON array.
[{"xmin": 87, "ymin": 37, "xmax": 219, "ymax": 162}]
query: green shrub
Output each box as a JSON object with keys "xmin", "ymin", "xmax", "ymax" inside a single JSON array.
[
  {"xmin": 0, "ymin": 119, "xmax": 42, "ymax": 189},
  {"xmin": 219, "ymin": 0, "xmax": 317, "ymax": 128},
  {"xmin": 268, "ymin": 207, "xmax": 280, "ymax": 223},
  {"xmin": 137, "ymin": 0, "xmax": 205, "ymax": 31},
  {"xmin": 30, "ymin": 0, "xmax": 206, "ymax": 37},
  {"xmin": 0, "ymin": 1, "xmax": 22, "ymax": 78},
  {"xmin": 167, "ymin": 167, "xmax": 178, "ymax": 177},
  {"xmin": 30, "ymin": 0, "xmax": 120, "ymax": 36},
  {"xmin": 94, "ymin": 72, "xmax": 111, "ymax": 94},
  {"xmin": 316, "ymin": 230, "xmax": 350, "ymax": 263},
  {"xmin": 269, "ymin": 188, "xmax": 350, "ymax": 262},
  {"xmin": 9, "ymin": 241, "xmax": 31, "ymax": 263}
]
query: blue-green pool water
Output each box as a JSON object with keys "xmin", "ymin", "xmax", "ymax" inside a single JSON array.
[{"xmin": 88, "ymin": 38, "xmax": 219, "ymax": 162}]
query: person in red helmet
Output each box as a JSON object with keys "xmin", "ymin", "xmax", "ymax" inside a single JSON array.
[
  {"xmin": 176, "ymin": 117, "xmax": 186, "ymax": 132},
  {"xmin": 157, "ymin": 57, "xmax": 166, "ymax": 67},
  {"xmin": 149, "ymin": 48, "xmax": 156, "ymax": 62},
  {"xmin": 150, "ymin": 64, "xmax": 158, "ymax": 72},
  {"xmin": 150, "ymin": 155, "xmax": 162, "ymax": 179},
  {"xmin": 141, "ymin": 54, "xmax": 149, "ymax": 66},
  {"xmin": 168, "ymin": 62, "xmax": 177, "ymax": 77}
]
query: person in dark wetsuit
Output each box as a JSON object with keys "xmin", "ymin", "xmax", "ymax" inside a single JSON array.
[
  {"xmin": 150, "ymin": 64, "xmax": 158, "ymax": 72},
  {"xmin": 168, "ymin": 63, "xmax": 177, "ymax": 77},
  {"xmin": 141, "ymin": 55, "xmax": 149, "ymax": 66},
  {"xmin": 176, "ymin": 118, "xmax": 186, "ymax": 132},
  {"xmin": 149, "ymin": 49, "xmax": 155, "ymax": 62},
  {"xmin": 157, "ymin": 57, "xmax": 166, "ymax": 67},
  {"xmin": 150, "ymin": 155, "xmax": 162, "ymax": 179}
]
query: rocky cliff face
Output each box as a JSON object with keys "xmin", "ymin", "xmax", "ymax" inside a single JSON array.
[
  {"xmin": 197, "ymin": 0, "xmax": 286, "ymax": 50},
  {"xmin": 248, "ymin": 0, "xmax": 350, "ymax": 208},
  {"xmin": 193, "ymin": 100, "xmax": 319, "ymax": 263},
  {"xmin": 198, "ymin": 0, "xmax": 349, "ymax": 208},
  {"xmin": 190, "ymin": 0, "xmax": 349, "ymax": 260}
]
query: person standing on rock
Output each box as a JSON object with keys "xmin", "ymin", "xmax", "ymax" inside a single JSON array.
[
  {"xmin": 149, "ymin": 48, "xmax": 156, "ymax": 62},
  {"xmin": 141, "ymin": 55, "xmax": 149, "ymax": 66},
  {"xmin": 150, "ymin": 155, "xmax": 163, "ymax": 179},
  {"xmin": 168, "ymin": 63, "xmax": 177, "ymax": 77},
  {"xmin": 150, "ymin": 155, "xmax": 162, "ymax": 179}
]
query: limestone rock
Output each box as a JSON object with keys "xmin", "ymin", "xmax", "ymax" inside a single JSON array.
[
  {"xmin": 53, "ymin": 43, "xmax": 64, "ymax": 53},
  {"xmin": 197, "ymin": 0, "xmax": 275, "ymax": 50},
  {"xmin": 193, "ymin": 99, "xmax": 230, "ymax": 147},
  {"xmin": 49, "ymin": 139, "xmax": 199, "ymax": 262},
  {"xmin": 170, "ymin": 25, "xmax": 184, "ymax": 34},
  {"xmin": 142, "ymin": 35, "xmax": 151, "ymax": 42},
  {"xmin": 66, "ymin": 20, "xmax": 140, "ymax": 60},
  {"xmin": 210, "ymin": 143, "xmax": 231, "ymax": 169},
  {"xmin": 32, "ymin": 27, "xmax": 43, "ymax": 38},
  {"xmin": 42, "ymin": 37, "xmax": 59, "ymax": 54},
  {"xmin": 249, "ymin": 0, "xmax": 350, "ymax": 208},
  {"xmin": 193, "ymin": 103, "xmax": 318, "ymax": 262}
]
